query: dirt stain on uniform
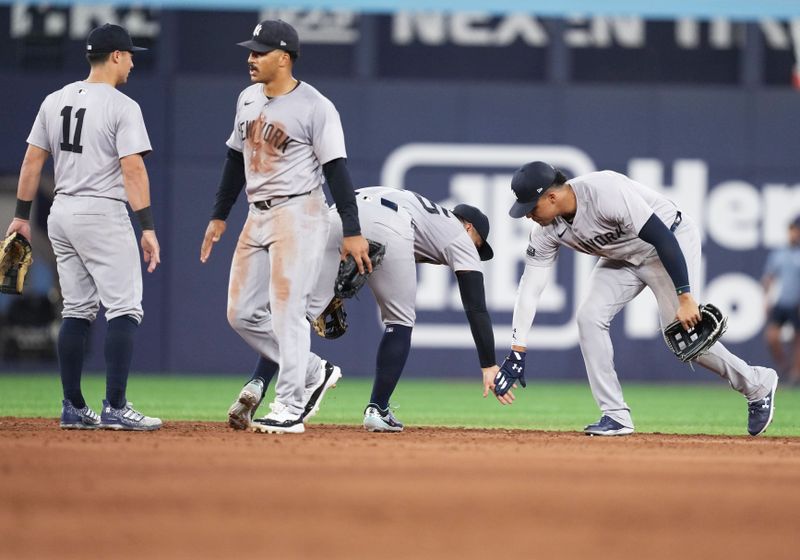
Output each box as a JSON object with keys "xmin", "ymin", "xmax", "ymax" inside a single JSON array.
[
  {"xmin": 269, "ymin": 206, "xmax": 296, "ymax": 313},
  {"xmin": 227, "ymin": 216, "xmax": 255, "ymax": 325},
  {"xmin": 245, "ymin": 116, "xmax": 293, "ymax": 175}
]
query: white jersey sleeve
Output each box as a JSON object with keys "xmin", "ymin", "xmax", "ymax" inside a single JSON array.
[
  {"xmin": 310, "ymin": 97, "xmax": 347, "ymax": 165},
  {"xmin": 115, "ymin": 99, "xmax": 151, "ymax": 158},
  {"xmin": 225, "ymin": 90, "xmax": 246, "ymax": 153},
  {"xmin": 27, "ymin": 98, "xmax": 52, "ymax": 152},
  {"xmin": 442, "ymin": 233, "xmax": 483, "ymax": 272},
  {"xmin": 525, "ymin": 223, "xmax": 561, "ymax": 267}
]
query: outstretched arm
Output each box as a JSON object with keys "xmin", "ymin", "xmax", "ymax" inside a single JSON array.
[
  {"xmin": 454, "ymin": 271, "xmax": 505, "ymax": 402},
  {"xmin": 494, "ymin": 264, "xmax": 550, "ymax": 398}
]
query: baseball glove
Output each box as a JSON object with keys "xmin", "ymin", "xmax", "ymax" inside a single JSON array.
[
  {"xmin": 311, "ymin": 297, "xmax": 348, "ymax": 339},
  {"xmin": 663, "ymin": 303, "xmax": 728, "ymax": 362},
  {"xmin": 334, "ymin": 239, "xmax": 386, "ymax": 299},
  {"xmin": 0, "ymin": 233, "xmax": 33, "ymax": 295}
]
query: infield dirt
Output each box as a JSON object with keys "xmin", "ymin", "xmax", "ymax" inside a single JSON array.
[{"xmin": 1, "ymin": 418, "xmax": 799, "ymax": 560}]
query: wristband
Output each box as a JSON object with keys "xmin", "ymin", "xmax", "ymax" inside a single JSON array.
[
  {"xmin": 15, "ymin": 199, "xmax": 32, "ymax": 220},
  {"xmin": 135, "ymin": 206, "xmax": 155, "ymax": 230},
  {"xmin": 676, "ymin": 285, "xmax": 691, "ymax": 296}
]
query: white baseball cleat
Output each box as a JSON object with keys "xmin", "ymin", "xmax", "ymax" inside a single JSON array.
[{"xmin": 302, "ymin": 360, "xmax": 342, "ymax": 421}]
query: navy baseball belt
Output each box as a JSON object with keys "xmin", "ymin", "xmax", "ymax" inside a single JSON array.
[
  {"xmin": 670, "ymin": 211, "xmax": 682, "ymax": 232},
  {"xmin": 253, "ymin": 190, "xmax": 313, "ymax": 211}
]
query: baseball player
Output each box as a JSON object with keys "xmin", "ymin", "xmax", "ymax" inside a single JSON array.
[
  {"xmin": 199, "ymin": 20, "xmax": 370, "ymax": 434},
  {"xmin": 761, "ymin": 216, "xmax": 800, "ymax": 384},
  {"xmin": 493, "ymin": 161, "xmax": 778, "ymax": 436},
  {"xmin": 5, "ymin": 24, "xmax": 162, "ymax": 431},
  {"xmin": 227, "ymin": 186, "xmax": 503, "ymax": 432}
]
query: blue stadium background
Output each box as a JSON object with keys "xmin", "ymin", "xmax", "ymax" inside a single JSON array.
[{"xmin": 1, "ymin": 2, "xmax": 799, "ymax": 381}]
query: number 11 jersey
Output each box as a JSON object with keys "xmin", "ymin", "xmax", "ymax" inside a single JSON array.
[{"xmin": 26, "ymin": 81, "xmax": 152, "ymax": 201}]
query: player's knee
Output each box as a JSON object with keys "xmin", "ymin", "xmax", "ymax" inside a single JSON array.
[
  {"xmin": 227, "ymin": 305, "xmax": 246, "ymax": 331},
  {"xmin": 62, "ymin": 302, "xmax": 100, "ymax": 323},
  {"xmin": 576, "ymin": 306, "xmax": 609, "ymax": 334}
]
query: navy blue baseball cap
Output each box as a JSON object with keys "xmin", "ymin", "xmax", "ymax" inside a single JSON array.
[
  {"xmin": 238, "ymin": 20, "xmax": 300, "ymax": 54},
  {"xmin": 86, "ymin": 23, "xmax": 146, "ymax": 53},
  {"xmin": 508, "ymin": 161, "xmax": 558, "ymax": 218},
  {"xmin": 452, "ymin": 204, "xmax": 494, "ymax": 261}
]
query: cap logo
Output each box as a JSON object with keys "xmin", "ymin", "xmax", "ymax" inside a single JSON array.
[
  {"xmin": 537, "ymin": 187, "xmax": 543, "ymax": 193},
  {"xmin": 87, "ymin": 44, "xmax": 93, "ymax": 50},
  {"xmin": 253, "ymin": 23, "xmax": 262, "ymax": 37},
  {"xmin": 280, "ymin": 40, "xmax": 287, "ymax": 46}
]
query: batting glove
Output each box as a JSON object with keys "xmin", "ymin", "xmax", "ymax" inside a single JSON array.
[{"xmin": 494, "ymin": 351, "xmax": 527, "ymax": 397}]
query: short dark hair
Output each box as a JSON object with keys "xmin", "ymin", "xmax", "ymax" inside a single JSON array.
[
  {"xmin": 553, "ymin": 170, "xmax": 568, "ymax": 186},
  {"xmin": 287, "ymin": 50, "xmax": 298, "ymax": 62},
  {"xmin": 86, "ymin": 52, "xmax": 112, "ymax": 66}
]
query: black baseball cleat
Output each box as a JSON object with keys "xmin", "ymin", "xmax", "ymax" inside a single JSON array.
[
  {"xmin": 747, "ymin": 373, "xmax": 778, "ymax": 436},
  {"xmin": 584, "ymin": 415, "xmax": 634, "ymax": 436}
]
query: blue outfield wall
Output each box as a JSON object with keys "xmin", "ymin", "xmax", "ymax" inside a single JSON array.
[
  {"xmin": 1, "ymin": 8, "xmax": 799, "ymax": 381},
  {"xmin": 163, "ymin": 79, "xmax": 800, "ymax": 381}
]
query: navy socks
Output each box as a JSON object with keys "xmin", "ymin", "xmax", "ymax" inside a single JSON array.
[
  {"xmin": 369, "ymin": 324, "xmax": 413, "ymax": 410},
  {"xmin": 251, "ymin": 355, "xmax": 279, "ymax": 397},
  {"xmin": 58, "ymin": 318, "xmax": 91, "ymax": 408},
  {"xmin": 105, "ymin": 315, "xmax": 139, "ymax": 409}
]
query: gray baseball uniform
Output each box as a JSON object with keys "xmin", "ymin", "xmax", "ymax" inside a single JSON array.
[
  {"xmin": 239, "ymin": 186, "xmax": 485, "ymax": 393},
  {"xmin": 27, "ymin": 81, "xmax": 151, "ymax": 322},
  {"xmin": 513, "ymin": 170, "xmax": 776, "ymax": 428},
  {"xmin": 225, "ymin": 81, "xmax": 346, "ymax": 416},
  {"xmin": 308, "ymin": 186, "xmax": 484, "ymax": 325}
]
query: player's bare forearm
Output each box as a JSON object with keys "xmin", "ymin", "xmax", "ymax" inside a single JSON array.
[
  {"xmin": 676, "ymin": 292, "xmax": 700, "ymax": 330},
  {"xmin": 340, "ymin": 234, "xmax": 371, "ymax": 274},
  {"xmin": 6, "ymin": 145, "xmax": 48, "ymax": 239},
  {"xmin": 16, "ymin": 145, "xmax": 48, "ymax": 202},
  {"xmin": 120, "ymin": 154, "xmax": 152, "ymax": 212},
  {"xmin": 200, "ymin": 219, "xmax": 227, "ymax": 263}
]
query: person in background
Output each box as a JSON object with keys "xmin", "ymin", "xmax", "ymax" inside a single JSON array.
[{"xmin": 762, "ymin": 216, "xmax": 800, "ymax": 385}]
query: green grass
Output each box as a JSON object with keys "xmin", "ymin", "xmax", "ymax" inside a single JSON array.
[{"xmin": 1, "ymin": 373, "xmax": 798, "ymax": 436}]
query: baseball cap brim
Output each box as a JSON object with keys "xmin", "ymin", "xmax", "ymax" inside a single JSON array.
[
  {"xmin": 477, "ymin": 241, "xmax": 494, "ymax": 262},
  {"xmin": 237, "ymin": 40, "xmax": 282, "ymax": 53},
  {"xmin": 509, "ymin": 200, "xmax": 538, "ymax": 219},
  {"xmin": 129, "ymin": 45, "xmax": 147, "ymax": 51}
]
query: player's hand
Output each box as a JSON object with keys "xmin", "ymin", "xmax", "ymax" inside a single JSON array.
[
  {"xmin": 141, "ymin": 230, "xmax": 160, "ymax": 273},
  {"xmin": 340, "ymin": 234, "xmax": 372, "ymax": 274},
  {"xmin": 495, "ymin": 350, "xmax": 527, "ymax": 397},
  {"xmin": 675, "ymin": 292, "xmax": 701, "ymax": 330},
  {"xmin": 5, "ymin": 218, "xmax": 31, "ymax": 242},
  {"xmin": 200, "ymin": 219, "xmax": 226, "ymax": 263},
  {"xmin": 482, "ymin": 365, "xmax": 515, "ymax": 405}
]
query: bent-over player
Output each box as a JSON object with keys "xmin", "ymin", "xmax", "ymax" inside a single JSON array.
[
  {"xmin": 227, "ymin": 187, "xmax": 503, "ymax": 432},
  {"xmin": 199, "ymin": 20, "xmax": 370, "ymax": 434},
  {"xmin": 493, "ymin": 161, "xmax": 777, "ymax": 436},
  {"xmin": 5, "ymin": 24, "xmax": 162, "ymax": 430}
]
